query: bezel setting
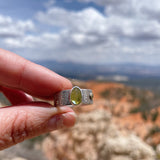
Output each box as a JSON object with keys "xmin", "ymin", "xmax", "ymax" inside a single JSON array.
[{"xmin": 70, "ymin": 86, "xmax": 82, "ymax": 105}]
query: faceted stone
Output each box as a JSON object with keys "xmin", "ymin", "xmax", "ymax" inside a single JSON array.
[
  {"xmin": 70, "ymin": 86, "xmax": 82, "ymax": 105},
  {"xmin": 89, "ymin": 92, "xmax": 93, "ymax": 100}
]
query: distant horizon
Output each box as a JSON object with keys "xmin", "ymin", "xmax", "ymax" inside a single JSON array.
[{"xmin": 34, "ymin": 59, "xmax": 160, "ymax": 67}]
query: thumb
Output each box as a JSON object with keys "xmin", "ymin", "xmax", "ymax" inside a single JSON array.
[{"xmin": 0, "ymin": 102, "xmax": 76, "ymax": 150}]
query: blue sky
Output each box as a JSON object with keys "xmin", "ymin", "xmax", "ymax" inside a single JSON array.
[{"xmin": 1, "ymin": 0, "xmax": 160, "ymax": 65}]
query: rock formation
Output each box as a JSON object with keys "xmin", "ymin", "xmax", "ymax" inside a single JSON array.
[{"xmin": 42, "ymin": 109, "xmax": 155, "ymax": 160}]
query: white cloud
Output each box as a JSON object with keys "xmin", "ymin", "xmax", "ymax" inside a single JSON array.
[
  {"xmin": 36, "ymin": 7, "xmax": 107, "ymax": 34},
  {"xmin": 35, "ymin": 3, "xmax": 160, "ymax": 42},
  {"xmin": 0, "ymin": 15, "xmax": 35, "ymax": 38},
  {"xmin": 79, "ymin": 0, "xmax": 127, "ymax": 6},
  {"xmin": 0, "ymin": 15, "xmax": 12, "ymax": 26},
  {"xmin": 44, "ymin": 0, "xmax": 56, "ymax": 8},
  {"xmin": 80, "ymin": 0, "xmax": 160, "ymax": 20},
  {"xmin": 3, "ymin": 0, "xmax": 160, "ymax": 65}
]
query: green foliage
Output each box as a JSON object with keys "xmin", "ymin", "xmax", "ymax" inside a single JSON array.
[
  {"xmin": 130, "ymin": 107, "xmax": 140, "ymax": 113},
  {"xmin": 101, "ymin": 90, "xmax": 110, "ymax": 99},
  {"xmin": 157, "ymin": 154, "xmax": 160, "ymax": 160},
  {"xmin": 141, "ymin": 111, "xmax": 148, "ymax": 121},
  {"xmin": 151, "ymin": 111, "xmax": 159, "ymax": 122},
  {"xmin": 101, "ymin": 85, "xmax": 160, "ymax": 122},
  {"xmin": 148, "ymin": 126, "xmax": 160, "ymax": 136},
  {"xmin": 101, "ymin": 87, "xmax": 138, "ymax": 101},
  {"xmin": 129, "ymin": 89, "xmax": 137, "ymax": 97}
]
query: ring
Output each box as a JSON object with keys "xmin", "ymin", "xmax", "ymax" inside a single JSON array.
[{"xmin": 54, "ymin": 86, "xmax": 93, "ymax": 107}]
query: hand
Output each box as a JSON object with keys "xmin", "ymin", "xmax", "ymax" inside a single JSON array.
[{"xmin": 0, "ymin": 48, "xmax": 76, "ymax": 150}]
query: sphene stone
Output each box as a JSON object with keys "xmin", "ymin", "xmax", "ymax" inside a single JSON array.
[{"xmin": 70, "ymin": 86, "xmax": 82, "ymax": 105}]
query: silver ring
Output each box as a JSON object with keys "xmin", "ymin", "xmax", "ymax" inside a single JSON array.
[{"xmin": 54, "ymin": 86, "xmax": 93, "ymax": 107}]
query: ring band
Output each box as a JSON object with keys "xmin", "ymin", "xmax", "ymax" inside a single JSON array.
[{"xmin": 54, "ymin": 86, "xmax": 93, "ymax": 107}]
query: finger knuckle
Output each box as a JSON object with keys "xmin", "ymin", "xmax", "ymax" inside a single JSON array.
[{"xmin": 10, "ymin": 110, "xmax": 29, "ymax": 144}]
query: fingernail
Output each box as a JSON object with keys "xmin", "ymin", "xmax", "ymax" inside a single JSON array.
[{"xmin": 48, "ymin": 112, "xmax": 76, "ymax": 131}]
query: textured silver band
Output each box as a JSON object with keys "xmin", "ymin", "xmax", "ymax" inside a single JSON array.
[{"xmin": 54, "ymin": 86, "xmax": 93, "ymax": 107}]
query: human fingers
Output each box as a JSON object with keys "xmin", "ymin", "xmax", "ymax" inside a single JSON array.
[
  {"xmin": 1, "ymin": 86, "xmax": 33, "ymax": 105},
  {"xmin": 0, "ymin": 102, "xmax": 76, "ymax": 150},
  {"xmin": 0, "ymin": 48, "xmax": 72, "ymax": 100}
]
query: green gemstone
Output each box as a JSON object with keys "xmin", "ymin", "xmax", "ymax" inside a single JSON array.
[{"xmin": 70, "ymin": 86, "xmax": 82, "ymax": 105}]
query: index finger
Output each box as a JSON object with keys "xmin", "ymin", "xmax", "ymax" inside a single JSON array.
[{"xmin": 0, "ymin": 48, "xmax": 72, "ymax": 99}]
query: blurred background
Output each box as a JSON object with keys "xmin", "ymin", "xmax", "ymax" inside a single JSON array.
[{"xmin": 1, "ymin": 0, "xmax": 160, "ymax": 160}]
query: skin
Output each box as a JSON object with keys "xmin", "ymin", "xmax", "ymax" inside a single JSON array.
[{"xmin": 0, "ymin": 48, "xmax": 76, "ymax": 150}]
